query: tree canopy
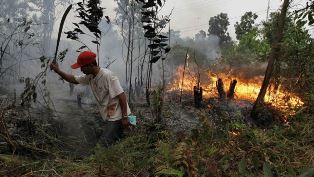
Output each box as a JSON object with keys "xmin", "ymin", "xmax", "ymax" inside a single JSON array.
[
  {"xmin": 207, "ymin": 13, "xmax": 231, "ymax": 45},
  {"xmin": 234, "ymin": 12, "xmax": 258, "ymax": 40}
]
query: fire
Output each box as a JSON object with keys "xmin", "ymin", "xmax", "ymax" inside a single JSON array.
[{"xmin": 167, "ymin": 65, "xmax": 304, "ymax": 116}]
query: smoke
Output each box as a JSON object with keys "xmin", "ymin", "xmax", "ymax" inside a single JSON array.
[
  {"xmin": 194, "ymin": 34, "xmax": 221, "ymax": 63},
  {"xmin": 228, "ymin": 62, "xmax": 267, "ymax": 80}
]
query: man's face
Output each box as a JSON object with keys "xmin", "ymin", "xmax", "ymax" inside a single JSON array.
[{"xmin": 80, "ymin": 64, "xmax": 93, "ymax": 74}]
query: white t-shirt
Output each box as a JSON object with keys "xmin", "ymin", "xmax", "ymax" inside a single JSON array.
[{"xmin": 74, "ymin": 68, "xmax": 131, "ymax": 121}]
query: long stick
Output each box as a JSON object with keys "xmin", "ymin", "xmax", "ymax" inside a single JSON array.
[{"xmin": 53, "ymin": 4, "xmax": 72, "ymax": 63}]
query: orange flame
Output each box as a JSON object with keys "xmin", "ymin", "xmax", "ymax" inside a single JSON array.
[{"xmin": 167, "ymin": 65, "xmax": 304, "ymax": 116}]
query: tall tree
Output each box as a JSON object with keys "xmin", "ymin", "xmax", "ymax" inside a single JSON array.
[
  {"xmin": 207, "ymin": 13, "xmax": 231, "ymax": 45},
  {"xmin": 40, "ymin": 0, "xmax": 55, "ymax": 54},
  {"xmin": 261, "ymin": 12, "xmax": 295, "ymax": 45},
  {"xmin": 251, "ymin": 0, "xmax": 290, "ymax": 121},
  {"xmin": 115, "ymin": 0, "xmax": 145, "ymax": 102},
  {"xmin": 234, "ymin": 12, "xmax": 258, "ymax": 40},
  {"xmin": 40, "ymin": 0, "xmax": 72, "ymax": 54}
]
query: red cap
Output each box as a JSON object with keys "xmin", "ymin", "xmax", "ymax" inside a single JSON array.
[{"xmin": 71, "ymin": 51, "xmax": 96, "ymax": 69}]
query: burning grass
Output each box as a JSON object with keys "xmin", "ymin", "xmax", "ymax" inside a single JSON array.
[{"xmin": 167, "ymin": 64, "xmax": 304, "ymax": 118}]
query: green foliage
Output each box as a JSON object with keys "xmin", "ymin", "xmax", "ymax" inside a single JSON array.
[
  {"xmin": 151, "ymin": 86, "xmax": 164, "ymax": 122},
  {"xmin": 154, "ymin": 141, "xmax": 199, "ymax": 177},
  {"xmin": 221, "ymin": 30, "xmax": 270, "ymax": 66},
  {"xmin": 1, "ymin": 107, "xmax": 313, "ymax": 176},
  {"xmin": 263, "ymin": 162, "xmax": 273, "ymax": 177},
  {"xmin": 189, "ymin": 109, "xmax": 314, "ymax": 176},
  {"xmin": 155, "ymin": 168, "xmax": 184, "ymax": 177},
  {"xmin": 90, "ymin": 134, "xmax": 155, "ymax": 176},
  {"xmin": 294, "ymin": 1, "xmax": 314, "ymax": 26},
  {"xmin": 208, "ymin": 13, "xmax": 231, "ymax": 45},
  {"xmin": 137, "ymin": 0, "xmax": 171, "ymax": 64},
  {"xmin": 267, "ymin": 12, "xmax": 314, "ymax": 104},
  {"xmin": 262, "ymin": 12, "xmax": 295, "ymax": 44},
  {"xmin": 300, "ymin": 168, "xmax": 314, "ymax": 177},
  {"xmin": 154, "ymin": 141, "xmax": 186, "ymax": 177},
  {"xmin": 281, "ymin": 20, "xmax": 313, "ymax": 73},
  {"xmin": 238, "ymin": 158, "xmax": 248, "ymax": 176},
  {"xmin": 65, "ymin": 0, "xmax": 104, "ymax": 52},
  {"xmin": 305, "ymin": 92, "xmax": 314, "ymax": 113},
  {"xmin": 222, "ymin": 9, "xmax": 314, "ymax": 109},
  {"xmin": 20, "ymin": 77, "xmax": 37, "ymax": 106},
  {"xmin": 237, "ymin": 30, "xmax": 270, "ymax": 61},
  {"xmin": 235, "ymin": 11, "xmax": 258, "ymax": 40}
]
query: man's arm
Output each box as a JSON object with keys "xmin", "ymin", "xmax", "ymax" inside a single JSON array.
[
  {"xmin": 117, "ymin": 92, "xmax": 128, "ymax": 117},
  {"xmin": 50, "ymin": 62, "xmax": 78, "ymax": 84},
  {"xmin": 117, "ymin": 92, "xmax": 129, "ymax": 127}
]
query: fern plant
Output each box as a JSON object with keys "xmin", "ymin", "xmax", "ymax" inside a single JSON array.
[{"xmin": 172, "ymin": 142, "xmax": 198, "ymax": 177}]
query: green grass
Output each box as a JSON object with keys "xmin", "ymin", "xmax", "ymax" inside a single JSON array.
[{"xmin": 1, "ymin": 111, "xmax": 313, "ymax": 177}]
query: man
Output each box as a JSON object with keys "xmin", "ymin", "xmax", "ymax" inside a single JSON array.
[{"xmin": 50, "ymin": 51, "xmax": 131, "ymax": 147}]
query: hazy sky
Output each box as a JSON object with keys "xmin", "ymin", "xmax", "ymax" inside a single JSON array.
[
  {"xmin": 159, "ymin": 0, "xmax": 282, "ymax": 38},
  {"xmin": 54, "ymin": 0, "xmax": 311, "ymax": 39}
]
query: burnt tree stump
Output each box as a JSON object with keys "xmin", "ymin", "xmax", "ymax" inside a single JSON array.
[
  {"xmin": 216, "ymin": 78, "xmax": 226, "ymax": 100},
  {"xmin": 194, "ymin": 86, "xmax": 203, "ymax": 108},
  {"xmin": 227, "ymin": 80, "xmax": 237, "ymax": 99}
]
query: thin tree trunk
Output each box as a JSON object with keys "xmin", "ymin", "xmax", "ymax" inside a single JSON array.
[
  {"xmin": 0, "ymin": 48, "xmax": 4, "ymax": 74},
  {"xmin": 0, "ymin": 29, "xmax": 17, "ymax": 73},
  {"xmin": 126, "ymin": 20, "xmax": 131, "ymax": 83},
  {"xmin": 146, "ymin": 38, "xmax": 152, "ymax": 105},
  {"xmin": 162, "ymin": 57, "xmax": 165, "ymax": 91},
  {"xmin": 140, "ymin": 39, "xmax": 147, "ymax": 86},
  {"xmin": 97, "ymin": 43, "xmax": 100, "ymax": 65},
  {"xmin": 121, "ymin": 21, "xmax": 125, "ymax": 80},
  {"xmin": 146, "ymin": 61, "xmax": 151, "ymax": 105},
  {"xmin": 128, "ymin": 3, "xmax": 135, "ymax": 103},
  {"xmin": 42, "ymin": 0, "xmax": 55, "ymax": 55},
  {"xmin": 137, "ymin": 27, "xmax": 141, "ymax": 87},
  {"xmin": 252, "ymin": 0, "xmax": 290, "ymax": 118},
  {"xmin": 180, "ymin": 49, "xmax": 189, "ymax": 103},
  {"xmin": 168, "ymin": 21, "xmax": 171, "ymax": 46}
]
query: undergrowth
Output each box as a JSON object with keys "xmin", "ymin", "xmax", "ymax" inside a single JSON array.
[{"xmin": 0, "ymin": 109, "xmax": 313, "ymax": 177}]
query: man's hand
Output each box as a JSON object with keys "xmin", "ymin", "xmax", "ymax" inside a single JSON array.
[
  {"xmin": 121, "ymin": 117, "xmax": 129, "ymax": 129},
  {"xmin": 50, "ymin": 61, "xmax": 59, "ymax": 72},
  {"xmin": 49, "ymin": 61, "xmax": 78, "ymax": 84}
]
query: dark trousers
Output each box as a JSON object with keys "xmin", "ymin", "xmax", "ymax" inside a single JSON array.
[{"xmin": 97, "ymin": 120, "xmax": 123, "ymax": 147}]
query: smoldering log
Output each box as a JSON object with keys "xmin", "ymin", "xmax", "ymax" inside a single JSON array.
[
  {"xmin": 227, "ymin": 80, "xmax": 237, "ymax": 99},
  {"xmin": 216, "ymin": 78, "xmax": 226, "ymax": 100}
]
